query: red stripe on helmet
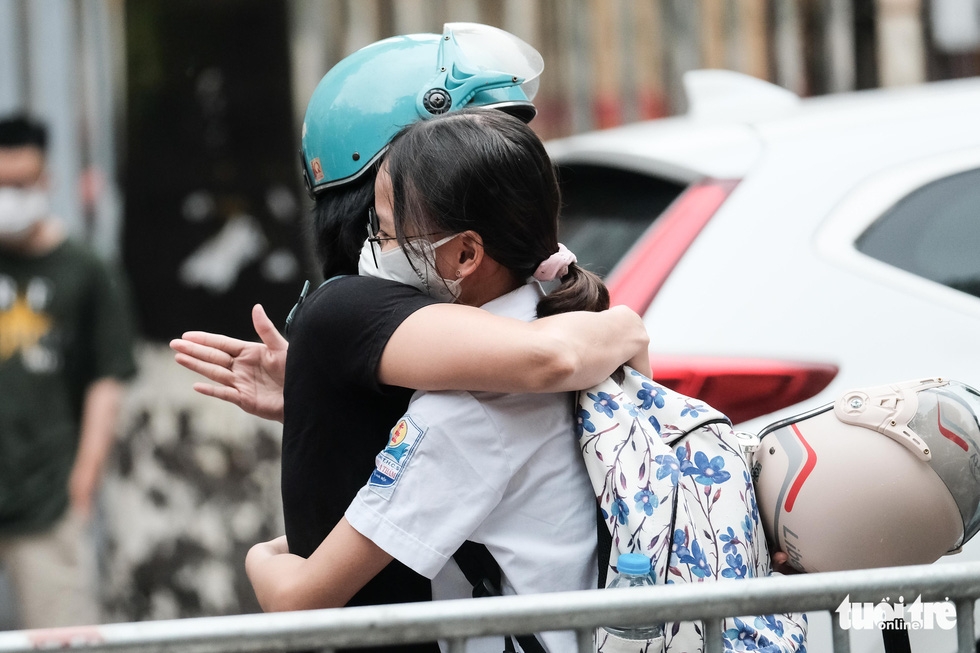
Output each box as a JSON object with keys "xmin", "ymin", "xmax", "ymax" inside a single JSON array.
[
  {"xmin": 938, "ymin": 406, "xmax": 970, "ymax": 452},
  {"xmin": 785, "ymin": 423, "xmax": 817, "ymax": 512}
]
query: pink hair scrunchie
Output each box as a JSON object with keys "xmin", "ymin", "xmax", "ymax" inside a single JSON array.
[{"xmin": 533, "ymin": 243, "xmax": 577, "ymax": 282}]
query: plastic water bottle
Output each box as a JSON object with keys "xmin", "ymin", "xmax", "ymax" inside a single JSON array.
[{"xmin": 602, "ymin": 553, "xmax": 665, "ymax": 640}]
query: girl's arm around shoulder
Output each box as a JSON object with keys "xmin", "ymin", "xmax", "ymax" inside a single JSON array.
[
  {"xmin": 246, "ymin": 521, "xmax": 393, "ymax": 612},
  {"xmin": 379, "ymin": 304, "xmax": 650, "ymax": 392}
]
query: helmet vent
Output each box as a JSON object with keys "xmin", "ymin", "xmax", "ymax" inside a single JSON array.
[{"xmin": 423, "ymin": 88, "xmax": 452, "ymax": 114}]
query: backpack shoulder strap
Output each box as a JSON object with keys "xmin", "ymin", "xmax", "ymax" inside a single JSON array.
[
  {"xmin": 453, "ymin": 540, "xmax": 503, "ymax": 600},
  {"xmin": 284, "ymin": 275, "xmax": 350, "ymax": 336},
  {"xmin": 452, "ymin": 542, "xmax": 547, "ymax": 653}
]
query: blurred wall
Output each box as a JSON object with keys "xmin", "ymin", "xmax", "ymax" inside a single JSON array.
[
  {"xmin": 122, "ymin": 0, "xmax": 306, "ymax": 343},
  {"xmin": 1, "ymin": 0, "xmax": 980, "ymax": 627},
  {"xmin": 285, "ymin": 0, "xmax": 980, "ymax": 142}
]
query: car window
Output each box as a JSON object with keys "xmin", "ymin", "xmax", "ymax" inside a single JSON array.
[
  {"xmin": 856, "ymin": 167, "xmax": 980, "ymax": 300},
  {"xmin": 557, "ymin": 164, "xmax": 684, "ymax": 277}
]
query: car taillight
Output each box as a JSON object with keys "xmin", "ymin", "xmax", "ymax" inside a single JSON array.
[
  {"xmin": 649, "ymin": 355, "xmax": 839, "ymax": 425},
  {"xmin": 602, "ymin": 178, "xmax": 830, "ymax": 422},
  {"xmin": 606, "ymin": 178, "xmax": 739, "ymax": 315}
]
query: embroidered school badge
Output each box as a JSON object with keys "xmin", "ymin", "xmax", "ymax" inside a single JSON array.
[{"xmin": 368, "ymin": 416, "xmax": 425, "ymax": 499}]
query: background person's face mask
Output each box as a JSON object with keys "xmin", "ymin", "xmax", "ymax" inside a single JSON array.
[
  {"xmin": 358, "ymin": 235, "xmax": 462, "ymax": 302},
  {"xmin": 0, "ymin": 186, "xmax": 49, "ymax": 236}
]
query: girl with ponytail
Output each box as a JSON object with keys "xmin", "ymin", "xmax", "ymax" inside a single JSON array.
[{"xmin": 247, "ymin": 109, "xmax": 647, "ymax": 653}]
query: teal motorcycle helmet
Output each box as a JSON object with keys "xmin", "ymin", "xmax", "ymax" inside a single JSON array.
[{"xmin": 300, "ymin": 22, "xmax": 544, "ymax": 197}]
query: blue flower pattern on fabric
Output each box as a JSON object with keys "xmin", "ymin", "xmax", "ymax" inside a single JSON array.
[
  {"xmin": 636, "ymin": 382, "xmax": 667, "ymax": 410},
  {"xmin": 681, "ymin": 401, "xmax": 708, "ymax": 418},
  {"xmin": 755, "ymin": 615, "xmax": 784, "ymax": 638},
  {"xmin": 724, "ymin": 617, "xmax": 762, "ymax": 650},
  {"xmin": 648, "ymin": 414, "xmax": 661, "ymax": 433},
  {"xmin": 684, "ymin": 450, "xmax": 732, "ymax": 485},
  {"xmin": 655, "ymin": 452, "xmax": 682, "ymax": 485},
  {"xmin": 634, "ymin": 489, "xmax": 658, "ymax": 515},
  {"xmin": 720, "ymin": 526, "xmax": 740, "ymax": 555},
  {"xmin": 671, "ymin": 528, "xmax": 692, "ymax": 561},
  {"xmin": 722, "ymin": 552, "xmax": 747, "ymax": 579},
  {"xmin": 742, "ymin": 515, "xmax": 755, "ymax": 545},
  {"xmin": 575, "ymin": 408, "xmax": 595, "ymax": 438},
  {"xmin": 610, "ymin": 497, "xmax": 629, "ymax": 525},
  {"xmin": 791, "ymin": 633, "xmax": 808, "ymax": 653},
  {"xmin": 679, "ymin": 539, "xmax": 711, "ymax": 578},
  {"xmin": 587, "ymin": 391, "xmax": 620, "ymax": 419}
]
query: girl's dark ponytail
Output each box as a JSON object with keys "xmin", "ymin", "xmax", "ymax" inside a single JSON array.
[{"xmin": 536, "ymin": 263, "xmax": 609, "ymax": 318}]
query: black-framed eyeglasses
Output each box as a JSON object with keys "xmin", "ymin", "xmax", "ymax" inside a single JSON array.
[
  {"xmin": 365, "ymin": 207, "xmax": 443, "ymax": 268},
  {"xmin": 366, "ymin": 207, "xmax": 400, "ymax": 268}
]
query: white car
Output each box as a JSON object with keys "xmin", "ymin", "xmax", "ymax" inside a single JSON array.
[{"xmin": 548, "ymin": 70, "xmax": 980, "ymax": 653}]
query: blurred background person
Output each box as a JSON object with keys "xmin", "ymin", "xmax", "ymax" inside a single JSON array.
[{"xmin": 0, "ymin": 114, "xmax": 136, "ymax": 628}]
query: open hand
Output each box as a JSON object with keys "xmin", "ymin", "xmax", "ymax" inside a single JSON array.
[{"xmin": 171, "ymin": 304, "xmax": 288, "ymax": 422}]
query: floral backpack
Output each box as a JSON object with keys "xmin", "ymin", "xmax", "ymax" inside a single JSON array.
[{"xmin": 579, "ymin": 367, "xmax": 808, "ymax": 653}]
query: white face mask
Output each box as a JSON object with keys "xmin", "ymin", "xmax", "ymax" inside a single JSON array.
[
  {"xmin": 358, "ymin": 234, "xmax": 463, "ymax": 302},
  {"xmin": 0, "ymin": 187, "xmax": 49, "ymax": 236}
]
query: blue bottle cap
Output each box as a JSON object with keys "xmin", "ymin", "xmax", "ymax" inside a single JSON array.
[{"xmin": 616, "ymin": 553, "xmax": 652, "ymax": 576}]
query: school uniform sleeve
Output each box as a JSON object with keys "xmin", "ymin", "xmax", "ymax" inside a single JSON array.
[{"xmin": 345, "ymin": 391, "xmax": 511, "ymax": 579}]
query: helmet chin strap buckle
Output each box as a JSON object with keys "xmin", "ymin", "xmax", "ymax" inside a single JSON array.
[
  {"xmin": 416, "ymin": 26, "xmax": 525, "ymax": 118},
  {"xmin": 834, "ymin": 377, "xmax": 948, "ymax": 462}
]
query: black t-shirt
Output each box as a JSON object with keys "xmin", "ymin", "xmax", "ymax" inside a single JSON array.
[
  {"xmin": 281, "ymin": 275, "xmax": 439, "ymax": 651},
  {"xmin": 0, "ymin": 240, "xmax": 137, "ymax": 534}
]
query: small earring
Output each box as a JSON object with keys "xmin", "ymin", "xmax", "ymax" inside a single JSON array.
[{"xmin": 455, "ymin": 270, "xmax": 462, "ymax": 278}]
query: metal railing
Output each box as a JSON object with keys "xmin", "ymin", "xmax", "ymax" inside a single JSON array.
[{"xmin": 1, "ymin": 562, "xmax": 979, "ymax": 653}]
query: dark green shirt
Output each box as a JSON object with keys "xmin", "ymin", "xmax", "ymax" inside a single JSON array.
[{"xmin": 0, "ymin": 239, "xmax": 136, "ymax": 534}]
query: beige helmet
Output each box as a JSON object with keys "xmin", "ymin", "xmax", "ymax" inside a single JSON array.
[{"xmin": 751, "ymin": 377, "xmax": 980, "ymax": 573}]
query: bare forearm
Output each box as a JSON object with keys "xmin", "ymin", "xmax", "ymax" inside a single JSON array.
[
  {"xmin": 379, "ymin": 304, "xmax": 650, "ymax": 393},
  {"xmin": 71, "ymin": 378, "xmax": 124, "ymax": 514},
  {"xmin": 532, "ymin": 305, "xmax": 651, "ymax": 389},
  {"xmin": 247, "ymin": 520, "xmax": 393, "ymax": 612},
  {"xmin": 246, "ymin": 539, "xmax": 314, "ymax": 612}
]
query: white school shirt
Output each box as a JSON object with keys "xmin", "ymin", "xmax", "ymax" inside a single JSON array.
[{"xmin": 346, "ymin": 281, "xmax": 598, "ymax": 653}]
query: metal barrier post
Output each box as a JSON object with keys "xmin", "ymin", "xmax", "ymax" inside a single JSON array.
[
  {"xmin": 956, "ymin": 598, "xmax": 974, "ymax": 653},
  {"xmin": 446, "ymin": 638, "xmax": 465, "ymax": 653},
  {"xmin": 575, "ymin": 628, "xmax": 592, "ymax": 652},
  {"xmin": 830, "ymin": 616, "xmax": 851, "ymax": 653},
  {"xmin": 703, "ymin": 618, "xmax": 723, "ymax": 653}
]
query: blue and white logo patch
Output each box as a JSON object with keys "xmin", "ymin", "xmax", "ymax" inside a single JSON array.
[{"xmin": 369, "ymin": 415, "xmax": 425, "ymax": 500}]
